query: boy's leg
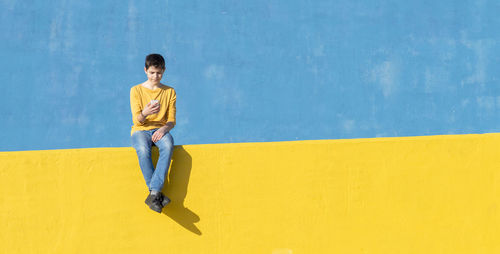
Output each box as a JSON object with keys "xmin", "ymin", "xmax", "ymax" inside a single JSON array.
[
  {"xmin": 131, "ymin": 130, "xmax": 155, "ymax": 189},
  {"xmin": 150, "ymin": 131, "xmax": 174, "ymax": 193}
]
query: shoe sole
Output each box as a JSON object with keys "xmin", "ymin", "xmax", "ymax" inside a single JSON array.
[
  {"xmin": 161, "ymin": 193, "xmax": 171, "ymax": 207},
  {"xmin": 162, "ymin": 197, "xmax": 171, "ymax": 207},
  {"xmin": 149, "ymin": 205, "xmax": 162, "ymax": 213}
]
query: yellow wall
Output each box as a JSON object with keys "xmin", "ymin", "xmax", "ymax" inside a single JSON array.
[{"xmin": 2, "ymin": 134, "xmax": 500, "ymax": 253}]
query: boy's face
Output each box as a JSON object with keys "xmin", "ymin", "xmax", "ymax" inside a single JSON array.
[{"xmin": 144, "ymin": 66, "xmax": 165, "ymax": 83}]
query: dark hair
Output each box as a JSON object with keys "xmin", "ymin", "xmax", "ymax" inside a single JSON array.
[{"xmin": 145, "ymin": 54, "xmax": 165, "ymax": 70}]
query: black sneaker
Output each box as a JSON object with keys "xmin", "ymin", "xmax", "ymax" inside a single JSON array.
[
  {"xmin": 145, "ymin": 193, "xmax": 154, "ymax": 207},
  {"xmin": 160, "ymin": 192, "xmax": 171, "ymax": 207},
  {"xmin": 145, "ymin": 192, "xmax": 163, "ymax": 213}
]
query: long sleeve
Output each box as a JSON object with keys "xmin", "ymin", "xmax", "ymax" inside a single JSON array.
[
  {"xmin": 166, "ymin": 89, "xmax": 176, "ymax": 126},
  {"xmin": 130, "ymin": 87, "xmax": 145, "ymax": 126}
]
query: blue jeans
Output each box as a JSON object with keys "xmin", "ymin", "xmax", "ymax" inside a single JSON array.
[{"xmin": 131, "ymin": 129, "xmax": 174, "ymax": 192}]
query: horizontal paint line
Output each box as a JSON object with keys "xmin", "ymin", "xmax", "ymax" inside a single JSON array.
[{"xmin": 2, "ymin": 132, "xmax": 500, "ymax": 153}]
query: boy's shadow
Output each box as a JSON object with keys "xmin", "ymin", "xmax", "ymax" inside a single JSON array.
[{"xmin": 152, "ymin": 146, "xmax": 201, "ymax": 235}]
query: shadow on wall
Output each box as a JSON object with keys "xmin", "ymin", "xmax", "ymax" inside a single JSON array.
[{"xmin": 152, "ymin": 146, "xmax": 201, "ymax": 235}]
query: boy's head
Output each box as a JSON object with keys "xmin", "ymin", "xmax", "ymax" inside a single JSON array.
[{"xmin": 145, "ymin": 54, "xmax": 165, "ymax": 70}]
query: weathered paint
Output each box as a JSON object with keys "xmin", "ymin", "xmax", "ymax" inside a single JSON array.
[
  {"xmin": 1, "ymin": 1, "xmax": 500, "ymax": 151},
  {"xmin": 2, "ymin": 134, "xmax": 500, "ymax": 253}
]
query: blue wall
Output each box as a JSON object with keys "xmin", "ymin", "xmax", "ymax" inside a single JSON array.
[{"xmin": 1, "ymin": 0, "xmax": 500, "ymax": 151}]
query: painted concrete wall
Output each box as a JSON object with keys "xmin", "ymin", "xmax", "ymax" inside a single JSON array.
[
  {"xmin": 1, "ymin": 1, "xmax": 500, "ymax": 151},
  {"xmin": 2, "ymin": 134, "xmax": 500, "ymax": 253}
]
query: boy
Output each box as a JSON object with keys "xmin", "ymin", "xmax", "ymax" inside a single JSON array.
[{"xmin": 130, "ymin": 54, "xmax": 176, "ymax": 213}]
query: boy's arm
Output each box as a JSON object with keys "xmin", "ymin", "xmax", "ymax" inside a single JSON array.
[
  {"xmin": 157, "ymin": 122, "xmax": 174, "ymax": 133},
  {"xmin": 166, "ymin": 89, "xmax": 176, "ymax": 127},
  {"xmin": 160, "ymin": 89, "xmax": 176, "ymax": 132},
  {"xmin": 130, "ymin": 88, "xmax": 146, "ymax": 126},
  {"xmin": 151, "ymin": 90, "xmax": 176, "ymax": 142}
]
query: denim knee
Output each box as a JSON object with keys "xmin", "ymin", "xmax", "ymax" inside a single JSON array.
[
  {"xmin": 131, "ymin": 131, "xmax": 152, "ymax": 154},
  {"xmin": 155, "ymin": 133, "xmax": 174, "ymax": 152},
  {"xmin": 134, "ymin": 145, "xmax": 151, "ymax": 156}
]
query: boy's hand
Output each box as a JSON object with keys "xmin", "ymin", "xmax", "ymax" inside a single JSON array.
[
  {"xmin": 142, "ymin": 102, "xmax": 160, "ymax": 116},
  {"xmin": 151, "ymin": 126, "xmax": 168, "ymax": 142}
]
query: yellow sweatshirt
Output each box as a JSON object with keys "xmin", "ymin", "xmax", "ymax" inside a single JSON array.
[{"xmin": 130, "ymin": 84, "xmax": 176, "ymax": 135}]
